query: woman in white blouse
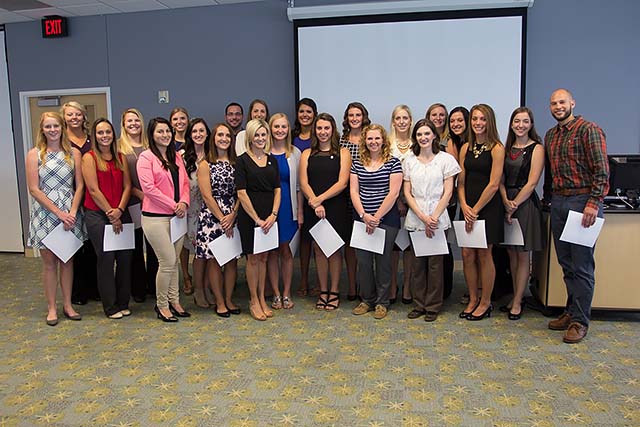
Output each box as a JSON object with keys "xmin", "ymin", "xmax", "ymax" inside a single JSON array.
[{"xmin": 403, "ymin": 119, "xmax": 461, "ymax": 322}]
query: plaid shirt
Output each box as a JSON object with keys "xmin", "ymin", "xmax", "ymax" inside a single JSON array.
[{"xmin": 544, "ymin": 115, "xmax": 609, "ymax": 211}]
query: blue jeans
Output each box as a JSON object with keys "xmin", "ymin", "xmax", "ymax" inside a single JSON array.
[{"xmin": 550, "ymin": 194, "xmax": 603, "ymax": 326}]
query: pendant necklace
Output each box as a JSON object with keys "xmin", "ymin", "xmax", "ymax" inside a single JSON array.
[{"xmin": 471, "ymin": 142, "xmax": 488, "ymax": 158}]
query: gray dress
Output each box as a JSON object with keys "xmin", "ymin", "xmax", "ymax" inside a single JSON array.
[{"xmin": 503, "ymin": 142, "xmax": 545, "ymax": 252}]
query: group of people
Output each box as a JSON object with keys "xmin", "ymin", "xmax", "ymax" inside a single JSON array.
[{"xmin": 27, "ymin": 88, "xmax": 608, "ymax": 343}]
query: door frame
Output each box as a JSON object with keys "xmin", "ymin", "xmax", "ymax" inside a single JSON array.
[
  {"xmin": 19, "ymin": 87, "xmax": 111, "ymax": 256},
  {"xmin": 19, "ymin": 86, "xmax": 112, "ymax": 163}
]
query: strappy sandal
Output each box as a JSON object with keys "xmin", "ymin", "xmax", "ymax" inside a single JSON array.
[
  {"xmin": 272, "ymin": 295, "xmax": 283, "ymax": 310},
  {"xmin": 282, "ymin": 296, "xmax": 294, "ymax": 309},
  {"xmin": 316, "ymin": 291, "xmax": 329, "ymax": 310},
  {"xmin": 324, "ymin": 291, "xmax": 340, "ymax": 311}
]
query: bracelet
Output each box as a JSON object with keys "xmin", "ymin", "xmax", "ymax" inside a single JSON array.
[
  {"xmin": 272, "ymin": 211, "xmax": 278, "ymax": 217},
  {"xmin": 117, "ymin": 207, "xmax": 124, "ymax": 213}
]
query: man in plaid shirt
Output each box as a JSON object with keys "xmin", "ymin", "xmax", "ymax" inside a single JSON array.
[{"xmin": 543, "ymin": 88, "xmax": 609, "ymax": 344}]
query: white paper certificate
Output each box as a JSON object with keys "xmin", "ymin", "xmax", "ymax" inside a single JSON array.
[
  {"xmin": 395, "ymin": 228, "xmax": 411, "ymax": 251},
  {"xmin": 128, "ymin": 203, "xmax": 142, "ymax": 229},
  {"xmin": 170, "ymin": 215, "xmax": 188, "ymax": 243},
  {"xmin": 349, "ymin": 221, "xmax": 386, "ymax": 255},
  {"xmin": 289, "ymin": 229, "xmax": 301, "ymax": 257},
  {"xmin": 309, "ymin": 218, "xmax": 345, "ymax": 257},
  {"xmin": 41, "ymin": 223, "xmax": 83, "ymax": 263},
  {"xmin": 253, "ymin": 222, "xmax": 279, "ymax": 254},
  {"xmin": 208, "ymin": 227, "xmax": 242, "ymax": 266},
  {"xmin": 410, "ymin": 229, "xmax": 449, "ymax": 257},
  {"xmin": 559, "ymin": 210, "xmax": 605, "ymax": 248},
  {"xmin": 103, "ymin": 223, "xmax": 135, "ymax": 252},
  {"xmin": 453, "ymin": 220, "xmax": 487, "ymax": 248},
  {"xmin": 502, "ymin": 218, "xmax": 524, "ymax": 246}
]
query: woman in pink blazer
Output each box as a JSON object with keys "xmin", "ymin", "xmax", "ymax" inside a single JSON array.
[{"xmin": 137, "ymin": 117, "xmax": 191, "ymax": 322}]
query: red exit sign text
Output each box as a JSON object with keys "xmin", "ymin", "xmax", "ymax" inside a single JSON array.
[{"xmin": 41, "ymin": 16, "xmax": 68, "ymax": 38}]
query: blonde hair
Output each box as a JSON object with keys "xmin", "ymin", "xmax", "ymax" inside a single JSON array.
[
  {"xmin": 389, "ymin": 104, "xmax": 413, "ymax": 147},
  {"xmin": 245, "ymin": 119, "xmax": 271, "ymax": 153},
  {"xmin": 118, "ymin": 108, "xmax": 149, "ymax": 155},
  {"xmin": 426, "ymin": 103, "xmax": 449, "ymax": 142},
  {"xmin": 36, "ymin": 112, "xmax": 73, "ymax": 166},
  {"xmin": 359, "ymin": 124, "xmax": 391, "ymax": 166},
  {"xmin": 60, "ymin": 101, "xmax": 90, "ymax": 137},
  {"xmin": 269, "ymin": 113, "xmax": 293, "ymax": 158}
]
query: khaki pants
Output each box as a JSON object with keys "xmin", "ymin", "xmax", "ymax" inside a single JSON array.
[{"xmin": 141, "ymin": 216, "xmax": 184, "ymax": 309}]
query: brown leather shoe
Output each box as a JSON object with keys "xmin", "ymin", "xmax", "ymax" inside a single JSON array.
[
  {"xmin": 563, "ymin": 322, "xmax": 588, "ymax": 343},
  {"xmin": 548, "ymin": 312, "xmax": 571, "ymax": 330}
]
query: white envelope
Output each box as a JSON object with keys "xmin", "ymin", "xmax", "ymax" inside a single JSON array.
[
  {"xmin": 309, "ymin": 218, "xmax": 345, "ymax": 257},
  {"xmin": 395, "ymin": 228, "xmax": 410, "ymax": 251},
  {"xmin": 559, "ymin": 210, "xmax": 605, "ymax": 248},
  {"xmin": 128, "ymin": 203, "xmax": 142, "ymax": 229},
  {"xmin": 410, "ymin": 229, "xmax": 449, "ymax": 257},
  {"xmin": 289, "ymin": 229, "xmax": 301, "ymax": 257},
  {"xmin": 253, "ymin": 222, "xmax": 279, "ymax": 254},
  {"xmin": 208, "ymin": 227, "xmax": 242, "ymax": 266},
  {"xmin": 350, "ymin": 221, "xmax": 386, "ymax": 254},
  {"xmin": 502, "ymin": 218, "xmax": 524, "ymax": 246},
  {"xmin": 42, "ymin": 223, "xmax": 83, "ymax": 263},
  {"xmin": 170, "ymin": 215, "xmax": 188, "ymax": 243},
  {"xmin": 103, "ymin": 223, "xmax": 135, "ymax": 252},
  {"xmin": 453, "ymin": 220, "xmax": 487, "ymax": 248}
]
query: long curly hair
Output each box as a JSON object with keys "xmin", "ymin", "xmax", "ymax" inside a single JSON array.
[
  {"xmin": 182, "ymin": 118, "xmax": 210, "ymax": 176},
  {"xmin": 359, "ymin": 124, "xmax": 391, "ymax": 166}
]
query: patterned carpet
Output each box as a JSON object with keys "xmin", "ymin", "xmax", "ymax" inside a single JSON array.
[{"xmin": 0, "ymin": 253, "xmax": 638, "ymax": 426}]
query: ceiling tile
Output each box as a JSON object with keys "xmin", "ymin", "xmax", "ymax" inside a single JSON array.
[
  {"xmin": 39, "ymin": 0, "xmax": 98, "ymax": 6},
  {"xmin": 105, "ymin": 0, "xmax": 168, "ymax": 13},
  {"xmin": 59, "ymin": 3, "xmax": 119, "ymax": 15},
  {"xmin": 156, "ymin": 0, "xmax": 215, "ymax": 7},
  {"xmin": 0, "ymin": 11, "xmax": 32, "ymax": 23},
  {"xmin": 215, "ymin": 0, "xmax": 261, "ymax": 4},
  {"xmin": 14, "ymin": 7, "xmax": 72, "ymax": 18}
]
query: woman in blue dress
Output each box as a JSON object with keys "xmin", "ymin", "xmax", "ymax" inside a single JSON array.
[{"xmin": 267, "ymin": 113, "xmax": 302, "ymax": 309}]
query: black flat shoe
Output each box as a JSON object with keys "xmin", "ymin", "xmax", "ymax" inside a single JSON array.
[
  {"xmin": 169, "ymin": 304, "xmax": 191, "ymax": 318},
  {"xmin": 401, "ymin": 297, "xmax": 413, "ymax": 305},
  {"xmin": 467, "ymin": 304, "xmax": 493, "ymax": 321},
  {"xmin": 508, "ymin": 305, "xmax": 523, "ymax": 320},
  {"xmin": 389, "ymin": 297, "xmax": 397, "ymax": 305},
  {"xmin": 347, "ymin": 294, "xmax": 357, "ymax": 301},
  {"xmin": 216, "ymin": 310, "xmax": 230, "ymax": 318},
  {"xmin": 228, "ymin": 307, "xmax": 241, "ymax": 315},
  {"xmin": 133, "ymin": 296, "xmax": 146, "ymax": 303},
  {"xmin": 63, "ymin": 311, "xmax": 82, "ymax": 321},
  {"xmin": 72, "ymin": 299, "xmax": 87, "ymax": 306}
]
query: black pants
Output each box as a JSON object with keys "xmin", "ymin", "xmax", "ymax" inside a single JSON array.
[
  {"xmin": 85, "ymin": 210, "xmax": 133, "ymax": 316},
  {"xmin": 71, "ymin": 241, "xmax": 99, "ymax": 303},
  {"xmin": 130, "ymin": 228, "xmax": 159, "ymax": 299}
]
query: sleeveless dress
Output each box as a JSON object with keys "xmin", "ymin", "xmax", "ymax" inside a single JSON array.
[
  {"xmin": 273, "ymin": 153, "xmax": 297, "ymax": 243},
  {"xmin": 504, "ymin": 142, "xmax": 545, "ymax": 252},
  {"xmin": 28, "ymin": 151, "xmax": 85, "ymax": 248},
  {"xmin": 302, "ymin": 150, "xmax": 350, "ymax": 242},
  {"xmin": 196, "ymin": 161, "xmax": 236, "ymax": 260},
  {"xmin": 184, "ymin": 168, "xmax": 203, "ymax": 252},
  {"xmin": 235, "ymin": 153, "xmax": 281, "ymax": 254},
  {"xmin": 461, "ymin": 144, "xmax": 504, "ymax": 244}
]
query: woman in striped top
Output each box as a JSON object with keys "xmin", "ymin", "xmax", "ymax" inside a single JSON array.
[{"xmin": 350, "ymin": 124, "xmax": 403, "ymax": 320}]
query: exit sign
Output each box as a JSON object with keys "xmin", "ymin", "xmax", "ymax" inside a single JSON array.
[{"xmin": 42, "ymin": 16, "xmax": 68, "ymax": 38}]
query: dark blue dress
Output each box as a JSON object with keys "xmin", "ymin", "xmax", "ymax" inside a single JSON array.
[{"xmin": 273, "ymin": 153, "xmax": 297, "ymax": 243}]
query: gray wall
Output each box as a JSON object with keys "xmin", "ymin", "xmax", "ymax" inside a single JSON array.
[{"xmin": 6, "ymin": 0, "xmax": 639, "ymax": 246}]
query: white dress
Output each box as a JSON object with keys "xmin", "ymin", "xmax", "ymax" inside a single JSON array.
[{"xmin": 403, "ymin": 151, "xmax": 461, "ymax": 231}]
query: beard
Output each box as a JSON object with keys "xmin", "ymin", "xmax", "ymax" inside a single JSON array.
[{"xmin": 552, "ymin": 106, "xmax": 573, "ymax": 122}]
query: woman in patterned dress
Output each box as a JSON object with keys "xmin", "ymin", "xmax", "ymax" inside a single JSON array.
[
  {"xmin": 26, "ymin": 112, "xmax": 84, "ymax": 326},
  {"xmin": 181, "ymin": 118, "xmax": 211, "ymax": 308},
  {"xmin": 196, "ymin": 123, "xmax": 240, "ymax": 317},
  {"xmin": 340, "ymin": 102, "xmax": 371, "ymax": 301}
]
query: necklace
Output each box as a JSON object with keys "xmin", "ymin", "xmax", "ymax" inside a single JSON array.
[
  {"xmin": 396, "ymin": 140, "xmax": 411, "ymax": 151},
  {"xmin": 509, "ymin": 146, "xmax": 525, "ymax": 161},
  {"xmin": 471, "ymin": 142, "xmax": 488, "ymax": 158}
]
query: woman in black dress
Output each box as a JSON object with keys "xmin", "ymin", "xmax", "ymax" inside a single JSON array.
[
  {"xmin": 458, "ymin": 104, "xmax": 505, "ymax": 321},
  {"xmin": 299, "ymin": 113, "xmax": 351, "ymax": 311},
  {"xmin": 235, "ymin": 119, "xmax": 281, "ymax": 321},
  {"xmin": 499, "ymin": 107, "xmax": 545, "ymax": 320}
]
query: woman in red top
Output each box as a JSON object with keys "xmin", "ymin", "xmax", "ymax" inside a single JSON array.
[{"xmin": 81, "ymin": 118, "xmax": 133, "ymax": 319}]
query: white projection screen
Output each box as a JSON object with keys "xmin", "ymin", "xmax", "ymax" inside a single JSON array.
[{"xmin": 295, "ymin": 9, "xmax": 526, "ymax": 139}]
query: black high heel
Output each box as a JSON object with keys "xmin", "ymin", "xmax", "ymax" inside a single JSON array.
[
  {"xmin": 169, "ymin": 303, "xmax": 191, "ymax": 318},
  {"xmin": 466, "ymin": 304, "xmax": 493, "ymax": 321},
  {"xmin": 459, "ymin": 300, "xmax": 480, "ymax": 318},
  {"xmin": 155, "ymin": 305, "xmax": 178, "ymax": 322},
  {"xmin": 508, "ymin": 304, "xmax": 524, "ymax": 320}
]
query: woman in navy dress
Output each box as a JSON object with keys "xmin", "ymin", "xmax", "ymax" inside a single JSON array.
[{"xmin": 267, "ymin": 113, "xmax": 302, "ymax": 310}]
